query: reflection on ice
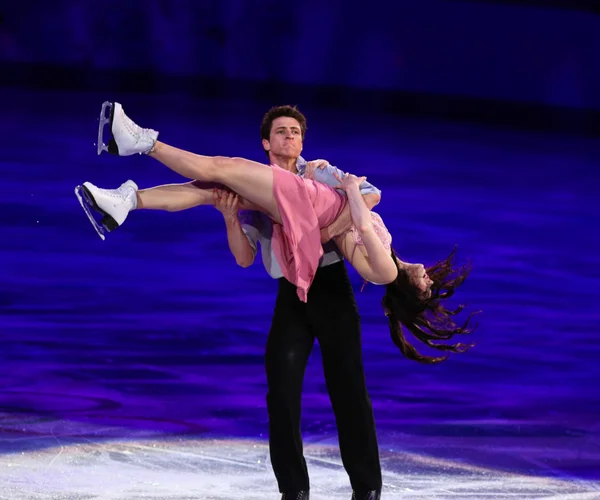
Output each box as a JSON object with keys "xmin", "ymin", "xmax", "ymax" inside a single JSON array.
[{"xmin": 1, "ymin": 436, "xmax": 598, "ymax": 499}]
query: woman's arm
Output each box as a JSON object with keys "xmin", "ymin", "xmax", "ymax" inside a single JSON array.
[
  {"xmin": 334, "ymin": 176, "xmax": 398, "ymax": 285},
  {"xmin": 303, "ymin": 161, "xmax": 382, "ymax": 243},
  {"xmin": 320, "ymin": 192, "xmax": 380, "ymax": 243},
  {"xmin": 345, "ymin": 183, "xmax": 374, "ymax": 235}
]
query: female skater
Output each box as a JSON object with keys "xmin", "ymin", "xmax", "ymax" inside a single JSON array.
[{"xmin": 80, "ymin": 102, "xmax": 477, "ymax": 363}]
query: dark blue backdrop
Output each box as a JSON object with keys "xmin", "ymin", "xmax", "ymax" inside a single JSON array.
[{"xmin": 2, "ymin": 1, "xmax": 599, "ymax": 110}]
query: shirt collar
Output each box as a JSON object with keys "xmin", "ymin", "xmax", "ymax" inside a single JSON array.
[{"xmin": 296, "ymin": 156, "xmax": 307, "ymax": 174}]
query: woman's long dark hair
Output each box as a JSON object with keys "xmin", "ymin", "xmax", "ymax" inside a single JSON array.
[{"xmin": 381, "ymin": 246, "xmax": 479, "ymax": 364}]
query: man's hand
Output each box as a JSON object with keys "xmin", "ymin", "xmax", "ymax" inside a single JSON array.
[
  {"xmin": 213, "ymin": 188, "xmax": 240, "ymax": 222},
  {"xmin": 304, "ymin": 159, "xmax": 329, "ymax": 180}
]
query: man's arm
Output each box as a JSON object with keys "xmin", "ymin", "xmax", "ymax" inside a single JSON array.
[
  {"xmin": 312, "ymin": 164, "xmax": 382, "ymax": 243},
  {"xmin": 224, "ymin": 215, "xmax": 256, "ymax": 268},
  {"xmin": 214, "ymin": 189, "xmax": 257, "ymax": 268}
]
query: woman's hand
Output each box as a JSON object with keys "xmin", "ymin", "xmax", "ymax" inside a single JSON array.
[
  {"xmin": 304, "ymin": 159, "xmax": 329, "ymax": 180},
  {"xmin": 333, "ymin": 172, "xmax": 366, "ymax": 192}
]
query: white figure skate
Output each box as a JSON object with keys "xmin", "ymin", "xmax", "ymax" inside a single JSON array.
[
  {"xmin": 74, "ymin": 180, "xmax": 138, "ymax": 240},
  {"xmin": 96, "ymin": 101, "xmax": 159, "ymax": 156}
]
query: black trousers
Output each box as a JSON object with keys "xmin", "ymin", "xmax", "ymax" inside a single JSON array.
[{"xmin": 265, "ymin": 261, "xmax": 382, "ymax": 493}]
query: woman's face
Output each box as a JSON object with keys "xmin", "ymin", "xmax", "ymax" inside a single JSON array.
[{"xmin": 406, "ymin": 263, "xmax": 433, "ymax": 299}]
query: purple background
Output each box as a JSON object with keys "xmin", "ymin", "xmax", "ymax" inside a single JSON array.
[{"xmin": 1, "ymin": 0, "xmax": 599, "ymax": 491}]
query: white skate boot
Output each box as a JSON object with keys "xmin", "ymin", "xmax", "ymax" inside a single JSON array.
[
  {"xmin": 96, "ymin": 101, "xmax": 159, "ymax": 156},
  {"xmin": 74, "ymin": 180, "xmax": 138, "ymax": 240}
]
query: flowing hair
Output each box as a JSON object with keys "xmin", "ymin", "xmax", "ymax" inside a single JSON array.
[{"xmin": 381, "ymin": 247, "xmax": 479, "ymax": 363}]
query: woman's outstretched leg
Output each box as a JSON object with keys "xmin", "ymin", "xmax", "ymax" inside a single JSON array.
[
  {"xmin": 148, "ymin": 141, "xmax": 282, "ymax": 223},
  {"xmin": 75, "ymin": 177, "xmax": 262, "ymax": 241},
  {"xmin": 137, "ymin": 181, "xmax": 216, "ymax": 211},
  {"xmin": 74, "ymin": 179, "xmax": 216, "ymax": 240},
  {"xmin": 103, "ymin": 101, "xmax": 281, "ymax": 223}
]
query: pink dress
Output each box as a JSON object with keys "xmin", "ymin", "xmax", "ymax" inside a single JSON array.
[
  {"xmin": 351, "ymin": 211, "xmax": 392, "ymax": 252},
  {"xmin": 271, "ymin": 165, "xmax": 393, "ymax": 301},
  {"xmin": 271, "ymin": 165, "xmax": 346, "ymax": 302}
]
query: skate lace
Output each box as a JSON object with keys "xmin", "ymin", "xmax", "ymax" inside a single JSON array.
[
  {"xmin": 98, "ymin": 187, "xmax": 130, "ymax": 200},
  {"xmin": 122, "ymin": 112, "xmax": 141, "ymax": 138},
  {"xmin": 120, "ymin": 109, "xmax": 155, "ymax": 145}
]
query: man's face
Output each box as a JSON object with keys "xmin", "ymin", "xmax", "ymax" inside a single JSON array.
[{"xmin": 262, "ymin": 116, "xmax": 303, "ymax": 160}]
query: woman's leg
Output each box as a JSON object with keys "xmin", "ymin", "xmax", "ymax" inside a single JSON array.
[
  {"xmin": 148, "ymin": 141, "xmax": 282, "ymax": 223},
  {"xmin": 106, "ymin": 103, "xmax": 280, "ymax": 221},
  {"xmin": 136, "ymin": 181, "xmax": 217, "ymax": 211}
]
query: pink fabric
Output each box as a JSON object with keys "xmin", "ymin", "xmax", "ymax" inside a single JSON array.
[
  {"xmin": 271, "ymin": 165, "xmax": 346, "ymax": 302},
  {"xmin": 351, "ymin": 211, "xmax": 392, "ymax": 251}
]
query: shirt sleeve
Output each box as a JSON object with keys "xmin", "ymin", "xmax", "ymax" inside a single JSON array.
[
  {"xmin": 238, "ymin": 209, "xmax": 260, "ymax": 256},
  {"xmin": 312, "ymin": 164, "xmax": 382, "ymax": 198}
]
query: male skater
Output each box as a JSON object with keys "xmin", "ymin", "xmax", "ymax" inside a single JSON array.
[{"xmin": 237, "ymin": 106, "xmax": 382, "ymax": 500}]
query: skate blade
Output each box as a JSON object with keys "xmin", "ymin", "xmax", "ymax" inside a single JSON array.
[
  {"xmin": 96, "ymin": 101, "xmax": 113, "ymax": 155},
  {"xmin": 75, "ymin": 185, "xmax": 106, "ymax": 240}
]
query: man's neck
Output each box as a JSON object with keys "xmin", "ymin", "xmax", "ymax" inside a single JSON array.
[{"xmin": 269, "ymin": 154, "xmax": 298, "ymax": 174}]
